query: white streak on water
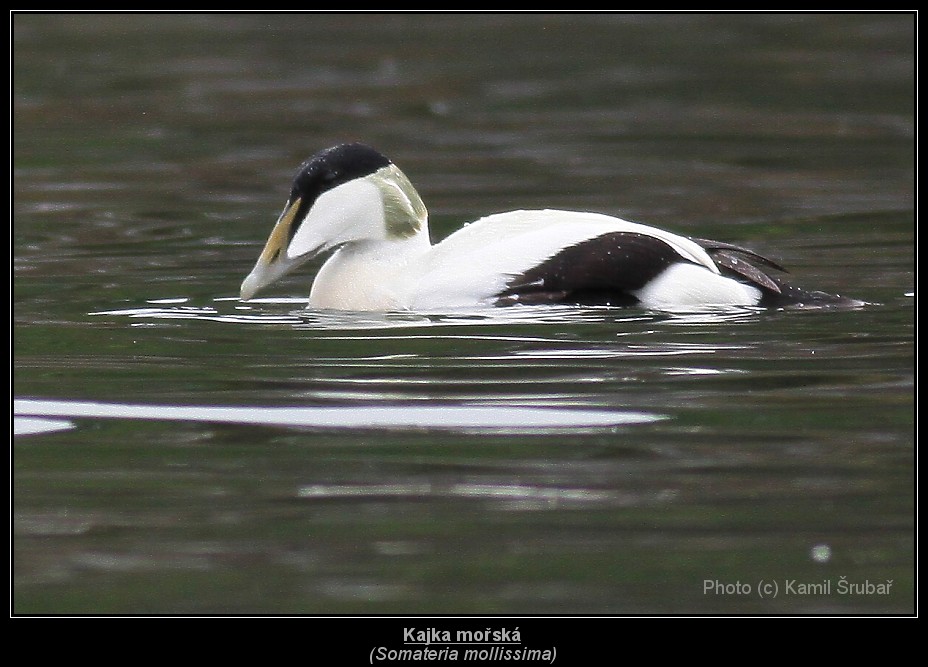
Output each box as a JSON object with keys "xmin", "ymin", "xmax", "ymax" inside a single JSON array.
[
  {"xmin": 14, "ymin": 398, "xmax": 665, "ymax": 436},
  {"xmin": 13, "ymin": 416, "xmax": 76, "ymax": 436}
]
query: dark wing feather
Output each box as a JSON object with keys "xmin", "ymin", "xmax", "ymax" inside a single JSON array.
[
  {"xmin": 709, "ymin": 250, "xmax": 782, "ymax": 294},
  {"xmin": 689, "ymin": 236, "xmax": 793, "ymax": 296},
  {"xmin": 689, "ymin": 237, "xmax": 789, "ymax": 273}
]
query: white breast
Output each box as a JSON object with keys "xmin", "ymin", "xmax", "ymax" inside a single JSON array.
[{"xmin": 308, "ymin": 236, "xmax": 430, "ymax": 310}]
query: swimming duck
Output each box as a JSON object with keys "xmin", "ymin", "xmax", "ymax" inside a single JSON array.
[{"xmin": 240, "ymin": 143, "xmax": 855, "ymax": 311}]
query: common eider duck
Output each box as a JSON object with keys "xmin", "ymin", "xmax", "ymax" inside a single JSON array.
[{"xmin": 240, "ymin": 143, "xmax": 857, "ymax": 311}]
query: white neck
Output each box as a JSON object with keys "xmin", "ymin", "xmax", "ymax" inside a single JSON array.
[{"xmin": 308, "ymin": 232, "xmax": 432, "ymax": 310}]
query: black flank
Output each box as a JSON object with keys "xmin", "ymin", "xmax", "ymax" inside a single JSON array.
[{"xmin": 497, "ymin": 232, "xmax": 683, "ymax": 306}]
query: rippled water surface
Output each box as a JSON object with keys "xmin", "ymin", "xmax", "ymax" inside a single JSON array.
[{"xmin": 13, "ymin": 13, "xmax": 914, "ymax": 615}]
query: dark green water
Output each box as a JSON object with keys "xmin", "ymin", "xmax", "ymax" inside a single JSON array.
[{"xmin": 13, "ymin": 13, "xmax": 914, "ymax": 615}]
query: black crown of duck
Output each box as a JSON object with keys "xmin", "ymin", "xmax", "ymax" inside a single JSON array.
[{"xmin": 241, "ymin": 143, "xmax": 860, "ymax": 311}]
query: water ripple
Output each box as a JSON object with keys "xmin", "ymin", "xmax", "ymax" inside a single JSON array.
[{"xmin": 90, "ymin": 296, "xmax": 766, "ymax": 330}]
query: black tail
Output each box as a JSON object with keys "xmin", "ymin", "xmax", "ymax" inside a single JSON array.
[{"xmin": 694, "ymin": 238, "xmax": 864, "ymax": 308}]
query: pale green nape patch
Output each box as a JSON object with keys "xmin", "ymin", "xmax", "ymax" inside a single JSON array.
[{"xmin": 371, "ymin": 164, "xmax": 428, "ymax": 239}]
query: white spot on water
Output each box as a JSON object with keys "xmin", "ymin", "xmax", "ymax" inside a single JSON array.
[{"xmin": 811, "ymin": 544, "xmax": 832, "ymax": 563}]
